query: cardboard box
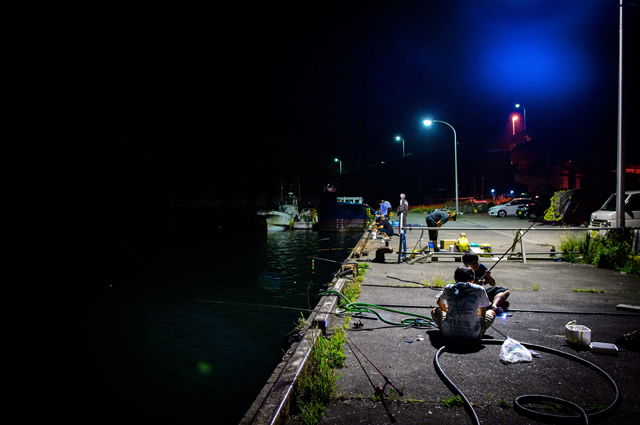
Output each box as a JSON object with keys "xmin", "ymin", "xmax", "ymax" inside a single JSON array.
[{"xmin": 440, "ymin": 239, "xmax": 456, "ymax": 250}]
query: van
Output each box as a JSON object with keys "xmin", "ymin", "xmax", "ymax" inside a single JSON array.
[{"xmin": 589, "ymin": 190, "xmax": 640, "ymax": 231}]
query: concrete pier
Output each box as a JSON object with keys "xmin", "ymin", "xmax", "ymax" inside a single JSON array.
[{"xmin": 242, "ymin": 213, "xmax": 640, "ymax": 424}]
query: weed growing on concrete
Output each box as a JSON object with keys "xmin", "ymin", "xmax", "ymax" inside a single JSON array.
[
  {"xmin": 533, "ymin": 284, "xmax": 539, "ymax": 291},
  {"xmin": 340, "ymin": 264, "xmax": 366, "ymax": 307},
  {"xmin": 582, "ymin": 402, "xmax": 606, "ymax": 413},
  {"xmin": 342, "ymin": 279, "xmax": 362, "ymax": 306},
  {"xmin": 561, "ymin": 230, "xmax": 639, "ymax": 274},
  {"xmin": 294, "ymin": 312, "xmax": 306, "ymax": 330},
  {"xmin": 296, "ymin": 262, "xmax": 366, "ymax": 424},
  {"xmin": 559, "ymin": 234, "xmax": 585, "ymax": 263},
  {"xmin": 297, "ymin": 328, "xmax": 347, "ymax": 424},
  {"xmin": 428, "ymin": 273, "xmax": 453, "ymax": 288},
  {"xmin": 498, "ymin": 398, "xmax": 512, "ymax": 408},
  {"xmin": 298, "ymin": 400, "xmax": 324, "ymax": 425},
  {"xmin": 514, "ymin": 286, "xmax": 527, "ymax": 291},
  {"xmin": 572, "ymin": 288, "xmax": 605, "ymax": 293},
  {"xmin": 440, "ymin": 395, "xmax": 464, "ymax": 407}
]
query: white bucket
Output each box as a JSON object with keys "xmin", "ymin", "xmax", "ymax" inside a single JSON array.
[{"xmin": 564, "ymin": 321, "xmax": 591, "ymax": 346}]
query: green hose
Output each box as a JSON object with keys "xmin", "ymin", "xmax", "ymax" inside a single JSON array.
[{"xmin": 318, "ymin": 290, "xmax": 436, "ymax": 327}]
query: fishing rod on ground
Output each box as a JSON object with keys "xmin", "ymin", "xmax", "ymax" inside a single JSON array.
[{"xmin": 345, "ymin": 333, "xmax": 404, "ymax": 397}]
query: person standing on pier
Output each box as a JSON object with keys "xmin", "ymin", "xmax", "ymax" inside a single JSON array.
[
  {"xmin": 379, "ymin": 200, "xmax": 387, "ymax": 218},
  {"xmin": 398, "ymin": 194, "xmax": 409, "ymax": 260},
  {"xmin": 398, "ymin": 194, "xmax": 408, "ymax": 228},
  {"xmin": 425, "ymin": 210, "xmax": 456, "ymax": 252},
  {"xmin": 383, "ymin": 200, "xmax": 392, "ymax": 218}
]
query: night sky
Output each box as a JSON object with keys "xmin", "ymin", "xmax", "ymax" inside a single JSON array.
[{"xmin": 63, "ymin": 1, "xmax": 638, "ymax": 267}]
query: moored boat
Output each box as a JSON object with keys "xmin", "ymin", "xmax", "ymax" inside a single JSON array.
[{"xmin": 317, "ymin": 196, "xmax": 370, "ymax": 231}]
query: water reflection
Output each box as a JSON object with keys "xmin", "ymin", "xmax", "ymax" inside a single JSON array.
[{"xmin": 82, "ymin": 229, "xmax": 361, "ymax": 425}]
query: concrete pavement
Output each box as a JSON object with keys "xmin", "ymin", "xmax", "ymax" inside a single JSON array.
[{"xmin": 290, "ymin": 213, "xmax": 640, "ymax": 424}]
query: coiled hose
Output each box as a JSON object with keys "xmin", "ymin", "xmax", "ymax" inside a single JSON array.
[
  {"xmin": 318, "ymin": 290, "xmax": 436, "ymax": 327},
  {"xmin": 434, "ymin": 339, "xmax": 621, "ymax": 425}
]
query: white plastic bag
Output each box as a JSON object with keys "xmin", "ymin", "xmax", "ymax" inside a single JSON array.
[{"xmin": 500, "ymin": 337, "xmax": 532, "ymax": 363}]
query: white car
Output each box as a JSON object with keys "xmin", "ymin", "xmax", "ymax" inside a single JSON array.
[
  {"xmin": 590, "ymin": 190, "xmax": 640, "ymax": 230},
  {"xmin": 488, "ymin": 198, "xmax": 532, "ymax": 217}
]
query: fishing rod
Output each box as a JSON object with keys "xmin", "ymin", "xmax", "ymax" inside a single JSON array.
[
  {"xmin": 197, "ymin": 299, "xmax": 378, "ymax": 320},
  {"xmin": 481, "ymin": 207, "xmax": 551, "ymax": 278},
  {"xmin": 345, "ymin": 333, "xmax": 404, "ymax": 397},
  {"xmin": 309, "ymin": 256, "xmax": 356, "ymax": 265}
]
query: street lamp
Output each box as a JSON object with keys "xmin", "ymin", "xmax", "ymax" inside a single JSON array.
[
  {"xmin": 515, "ymin": 103, "xmax": 526, "ymax": 134},
  {"xmin": 512, "ymin": 115, "xmax": 518, "ymax": 136},
  {"xmin": 423, "ymin": 119, "xmax": 458, "ymax": 216},
  {"xmin": 395, "ymin": 136, "xmax": 405, "ymax": 158},
  {"xmin": 334, "ymin": 158, "xmax": 342, "ymax": 175}
]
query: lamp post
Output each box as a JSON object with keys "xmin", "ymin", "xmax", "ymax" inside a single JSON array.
[
  {"xmin": 334, "ymin": 158, "xmax": 342, "ymax": 175},
  {"xmin": 423, "ymin": 119, "xmax": 458, "ymax": 216},
  {"xmin": 395, "ymin": 136, "xmax": 405, "ymax": 158},
  {"xmin": 512, "ymin": 115, "xmax": 518, "ymax": 136},
  {"xmin": 515, "ymin": 103, "xmax": 526, "ymax": 134}
]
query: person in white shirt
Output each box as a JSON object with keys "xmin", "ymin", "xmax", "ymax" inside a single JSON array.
[{"xmin": 431, "ymin": 266, "xmax": 496, "ymax": 340}]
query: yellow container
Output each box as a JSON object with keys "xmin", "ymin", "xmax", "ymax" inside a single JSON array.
[{"xmin": 440, "ymin": 239, "xmax": 456, "ymax": 250}]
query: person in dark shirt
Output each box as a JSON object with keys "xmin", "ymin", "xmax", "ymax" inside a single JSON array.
[
  {"xmin": 462, "ymin": 251, "xmax": 511, "ymax": 312},
  {"xmin": 375, "ymin": 216, "xmax": 394, "ymax": 238},
  {"xmin": 425, "ymin": 210, "xmax": 456, "ymax": 251}
]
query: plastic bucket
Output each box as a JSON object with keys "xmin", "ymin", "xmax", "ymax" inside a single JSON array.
[{"xmin": 564, "ymin": 322, "xmax": 591, "ymax": 346}]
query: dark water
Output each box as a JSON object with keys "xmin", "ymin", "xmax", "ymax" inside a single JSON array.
[{"xmin": 66, "ymin": 229, "xmax": 360, "ymax": 424}]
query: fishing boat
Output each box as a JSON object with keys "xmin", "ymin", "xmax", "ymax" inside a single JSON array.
[
  {"xmin": 257, "ymin": 192, "xmax": 299, "ymax": 231},
  {"xmin": 257, "ymin": 192, "xmax": 318, "ymax": 231},
  {"xmin": 317, "ymin": 196, "xmax": 370, "ymax": 231},
  {"xmin": 292, "ymin": 207, "xmax": 317, "ymax": 230}
]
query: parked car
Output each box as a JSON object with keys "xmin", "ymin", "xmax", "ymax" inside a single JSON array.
[
  {"xmin": 516, "ymin": 198, "xmax": 548, "ymax": 219},
  {"xmin": 488, "ymin": 198, "xmax": 531, "ymax": 217},
  {"xmin": 590, "ymin": 190, "xmax": 640, "ymax": 230}
]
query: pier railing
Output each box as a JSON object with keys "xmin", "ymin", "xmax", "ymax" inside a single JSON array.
[{"xmin": 394, "ymin": 224, "xmax": 640, "ymax": 263}]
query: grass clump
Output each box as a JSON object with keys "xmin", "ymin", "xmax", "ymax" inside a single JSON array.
[
  {"xmin": 297, "ymin": 328, "xmax": 347, "ymax": 424},
  {"xmin": 427, "ymin": 272, "xmax": 453, "ymax": 288},
  {"xmin": 572, "ymin": 288, "xmax": 605, "ymax": 293},
  {"xmin": 560, "ymin": 230, "xmax": 640, "ymax": 274},
  {"xmin": 297, "ymin": 262, "xmax": 365, "ymax": 424},
  {"xmin": 440, "ymin": 395, "xmax": 464, "ymax": 408},
  {"xmin": 498, "ymin": 398, "xmax": 512, "ymax": 409}
]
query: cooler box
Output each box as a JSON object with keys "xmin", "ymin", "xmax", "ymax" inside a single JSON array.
[
  {"xmin": 440, "ymin": 239, "xmax": 456, "ymax": 250},
  {"xmin": 479, "ymin": 243, "xmax": 492, "ymax": 256}
]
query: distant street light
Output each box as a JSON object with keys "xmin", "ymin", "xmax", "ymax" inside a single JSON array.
[
  {"xmin": 515, "ymin": 103, "xmax": 526, "ymax": 134},
  {"xmin": 334, "ymin": 158, "xmax": 342, "ymax": 175},
  {"xmin": 423, "ymin": 119, "xmax": 458, "ymax": 216},
  {"xmin": 395, "ymin": 136, "xmax": 405, "ymax": 158},
  {"xmin": 512, "ymin": 115, "xmax": 518, "ymax": 136}
]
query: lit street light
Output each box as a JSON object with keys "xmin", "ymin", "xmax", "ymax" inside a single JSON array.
[
  {"xmin": 334, "ymin": 158, "xmax": 342, "ymax": 175},
  {"xmin": 395, "ymin": 136, "xmax": 405, "ymax": 158},
  {"xmin": 423, "ymin": 119, "xmax": 459, "ymax": 216},
  {"xmin": 515, "ymin": 103, "xmax": 526, "ymax": 134}
]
